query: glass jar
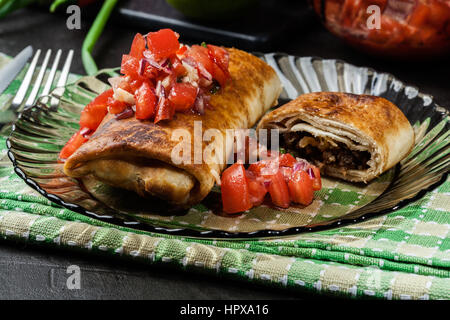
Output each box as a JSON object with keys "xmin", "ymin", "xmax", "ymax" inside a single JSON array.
[{"xmin": 310, "ymin": 0, "xmax": 450, "ymax": 58}]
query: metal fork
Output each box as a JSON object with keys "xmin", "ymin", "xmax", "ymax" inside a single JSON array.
[{"xmin": 11, "ymin": 49, "xmax": 74, "ymax": 111}]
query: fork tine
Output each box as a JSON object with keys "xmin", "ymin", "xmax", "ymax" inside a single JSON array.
[
  {"xmin": 24, "ymin": 49, "xmax": 52, "ymax": 108},
  {"xmin": 56, "ymin": 49, "xmax": 74, "ymax": 88},
  {"xmin": 11, "ymin": 49, "xmax": 41, "ymax": 109},
  {"xmin": 40, "ymin": 49, "xmax": 62, "ymax": 97}
]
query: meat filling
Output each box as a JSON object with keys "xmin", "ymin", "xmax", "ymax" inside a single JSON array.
[{"xmin": 283, "ymin": 132, "xmax": 371, "ymax": 171}]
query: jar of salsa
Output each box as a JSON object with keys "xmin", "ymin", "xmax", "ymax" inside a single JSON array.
[{"xmin": 310, "ymin": 0, "xmax": 450, "ymax": 58}]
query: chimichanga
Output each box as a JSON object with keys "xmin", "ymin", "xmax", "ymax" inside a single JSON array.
[
  {"xmin": 256, "ymin": 92, "xmax": 414, "ymax": 182},
  {"xmin": 64, "ymin": 48, "xmax": 282, "ymax": 207}
]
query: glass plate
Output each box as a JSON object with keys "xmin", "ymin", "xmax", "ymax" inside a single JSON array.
[{"xmin": 6, "ymin": 54, "xmax": 450, "ymax": 239}]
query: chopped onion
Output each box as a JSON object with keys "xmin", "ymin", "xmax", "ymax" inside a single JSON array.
[
  {"xmin": 115, "ymin": 106, "xmax": 134, "ymax": 120},
  {"xmin": 143, "ymin": 55, "xmax": 171, "ymax": 74},
  {"xmin": 202, "ymin": 91, "xmax": 211, "ymax": 109},
  {"xmin": 139, "ymin": 58, "xmax": 148, "ymax": 76},
  {"xmin": 161, "ymin": 75, "xmax": 172, "ymax": 89},
  {"xmin": 80, "ymin": 127, "xmax": 92, "ymax": 138},
  {"xmin": 307, "ymin": 167, "xmax": 315, "ymax": 178},
  {"xmin": 181, "ymin": 56, "xmax": 196, "ymax": 68},
  {"xmin": 197, "ymin": 63, "xmax": 212, "ymax": 82},
  {"xmin": 293, "ymin": 160, "xmax": 308, "ymax": 172},
  {"xmin": 113, "ymin": 88, "xmax": 135, "ymax": 105},
  {"xmin": 155, "ymin": 80, "xmax": 165, "ymax": 98},
  {"xmin": 181, "ymin": 60, "xmax": 199, "ymax": 84},
  {"xmin": 193, "ymin": 94, "xmax": 205, "ymax": 115},
  {"xmin": 108, "ymin": 76, "xmax": 126, "ymax": 90}
]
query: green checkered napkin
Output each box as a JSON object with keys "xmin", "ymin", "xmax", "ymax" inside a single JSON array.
[{"xmin": 0, "ymin": 53, "xmax": 449, "ymax": 300}]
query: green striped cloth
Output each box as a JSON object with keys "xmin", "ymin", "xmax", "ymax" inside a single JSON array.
[{"xmin": 0, "ymin": 54, "xmax": 449, "ymax": 300}]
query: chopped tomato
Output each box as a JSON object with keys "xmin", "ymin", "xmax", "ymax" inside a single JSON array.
[
  {"xmin": 408, "ymin": 3, "xmax": 430, "ymax": 28},
  {"xmin": 207, "ymin": 45, "xmax": 230, "ymax": 86},
  {"xmin": 279, "ymin": 153, "xmax": 296, "ymax": 167},
  {"xmin": 187, "ymin": 45, "xmax": 214, "ymax": 76},
  {"xmin": 135, "ymin": 81, "xmax": 157, "ymax": 120},
  {"xmin": 140, "ymin": 59, "xmax": 159, "ymax": 79},
  {"xmin": 176, "ymin": 45, "xmax": 187, "ymax": 56},
  {"xmin": 154, "ymin": 96, "xmax": 173, "ymax": 123},
  {"xmin": 146, "ymin": 29, "xmax": 180, "ymax": 60},
  {"xmin": 121, "ymin": 55, "xmax": 143, "ymax": 80},
  {"xmin": 127, "ymin": 78, "xmax": 143, "ymax": 93},
  {"xmin": 221, "ymin": 163, "xmax": 252, "ymax": 214},
  {"xmin": 168, "ymin": 83, "xmax": 197, "ymax": 112},
  {"xmin": 129, "ymin": 33, "xmax": 146, "ymax": 59},
  {"xmin": 210, "ymin": 63, "xmax": 230, "ymax": 88},
  {"xmin": 288, "ymin": 170, "xmax": 314, "ymax": 206},
  {"xmin": 59, "ymin": 129, "xmax": 88, "ymax": 160},
  {"xmin": 245, "ymin": 171, "xmax": 267, "ymax": 206},
  {"xmin": 107, "ymin": 97, "xmax": 127, "ymax": 114},
  {"xmin": 79, "ymin": 89, "xmax": 113, "ymax": 130},
  {"xmin": 170, "ymin": 56, "xmax": 186, "ymax": 77},
  {"xmin": 309, "ymin": 166, "xmax": 322, "ymax": 191},
  {"xmin": 280, "ymin": 166, "xmax": 293, "ymax": 182},
  {"xmin": 267, "ymin": 170, "xmax": 290, "ymax": 208},
  {"xmin": 207, "ymin": 45, "xmax": 229, "ymax": 72},
  {"xmin": 248, "ymin": 158, "xmax": 279, "ymax": 176}
]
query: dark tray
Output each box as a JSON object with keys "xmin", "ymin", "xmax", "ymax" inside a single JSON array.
[{"xmin": 112, "ymin": 0, "xmax": 311, "ymax": 51}]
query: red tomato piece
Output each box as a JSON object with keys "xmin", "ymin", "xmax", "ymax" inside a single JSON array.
[
  {"xmin": 408, "ymin": 3, "xmax": 430, "ymax": 28},
  {"xmin": 59, "ymin": 129, "xmax": 88, "ymax": 160},
  {"xmin": 107, "ymin": 97, "xmax": 127, "ymax": 114},
  {"xmin": 168, "ymin": 83, "xmax": 197, "ymax": 112},
  {"xmin": 288, "ymin": 170, "xmax": 314, "ymax": 206},
  {"xmin": 245, "ymin": 171, "xmax": 267, "ymax": 206},
  {"xmin": 176, "ymin": 45, "xmax": 187, "ymax": 56},
  {"xmin": 128, "ymin": 78, "xmax": 143, "ymax": 93},
  {"xmin": 280, "ymin": 166, "xmax": 293, "ymax": 182},
  {"xmin": 221, "ymin": 163, "xmax": 252, "ymax": 214},
  {"xmin": 79, "ymin": 89, "xmax": 113, "ymax": 130},
  {"xmin": 146, "ymin": 29, "xmax": 180, "ymax": 60},
  {"xmin": 129, "ymin": 33, "xmax": 146, "ymax": 59},
  {"xmin": 135, "ymin": 81, "xmax": 157, "ymax": 120},
  {"xmin": 154, "ymin": 96, "xmax": 174, "ymax": 123},
  {"xmin": 170, "ymin": 56, "xmax": 186, "ymax": 77},
  {"xmin": 309, "ymin": 165, "xmax": 322, "ymax": 191},
  {"xmin": 267, "ymin": 171, "xmax": 290, "ymax": 208},
  {"xmin": 207, "ymin": 45, "xmax": 229, "ymax": 72},
  {"xmin": 211, "ymin": 62, "xmax": 230, "ymax": 88},
  {"xmin": 279, "ymin": 153, "xmax": 296, "ymax": 167},
  {"xmin": 121, "ymin": 55, "xmax": 143, "ymax": 80},
  {"xmin": 187, "ymin": 45, "xmax": 214, "ymax": 76},
  {"xmin": 248, "ymin": 158, "xmax": 280, "ymax": 176},
  {"xmin": 140, "ymin": 59, "xmax": 159, "ymax": 79}
]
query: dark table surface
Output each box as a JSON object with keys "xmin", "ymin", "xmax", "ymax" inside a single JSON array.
[{"xmin": 0, "ymin": 1, "xmax": 448, "ymax": 300}]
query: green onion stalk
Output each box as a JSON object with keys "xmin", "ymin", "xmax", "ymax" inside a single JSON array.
[{"xmin": 80, "ymin": 0, "xmax": 119, "ymax": 75}]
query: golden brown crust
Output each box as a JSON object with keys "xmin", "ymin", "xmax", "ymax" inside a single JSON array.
[
  {"xmin": 64, "ymin": 48, "xmax": 282, "ymax": 206},
  {"xmin": 257, "ymin": 92, "xmax": 415, "ymax": 182}
]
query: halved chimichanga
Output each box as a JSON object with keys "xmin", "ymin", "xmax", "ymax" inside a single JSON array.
[
  {"xmin": 256, "ymin": 92, "xmax": 415, "ymax": 182},
  {"xmin": 64, "ymin": 47, "xmax": 282, "ymax": 207}
]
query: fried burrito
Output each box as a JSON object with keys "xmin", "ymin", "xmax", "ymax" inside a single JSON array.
[
  {"xmin": 256, "ymin": 92, "xmax": 414, "ymax": 182},
  {"xmin": 64, "ymin": 48, "xmax": 282, "ymax": 206}
]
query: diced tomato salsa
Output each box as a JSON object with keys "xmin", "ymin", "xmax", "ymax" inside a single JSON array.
[
  {"xmin": 221, "ymin": 153, "xmax": 322, "ymax": 214},
  {"xmin": 59, "ymin": 28, "xmax": 231, "ymax": 161}
]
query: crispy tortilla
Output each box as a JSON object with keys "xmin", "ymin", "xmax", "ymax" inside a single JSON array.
[{"xmin": 256, "ymin": 92, "xmax": 414, "ymax": 182}]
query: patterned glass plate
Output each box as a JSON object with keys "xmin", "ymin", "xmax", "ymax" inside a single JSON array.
[{"xmin": 6, "ymin": 54, "xmax": 450, "ymax": 239}]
